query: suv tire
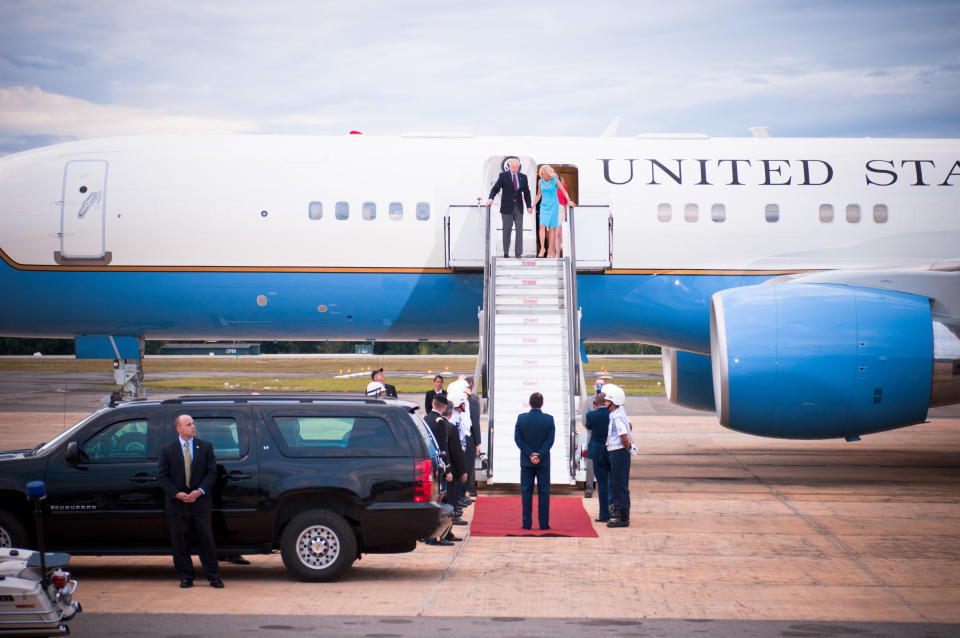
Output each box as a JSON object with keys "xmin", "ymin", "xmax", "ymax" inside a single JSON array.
[
  {"xmin": 280, "ymin": 509, "xmax": 356, "ymax": 582},
  {"xmin": 0, "ymin": 510, "xmax": 28, "ymax": 548}
]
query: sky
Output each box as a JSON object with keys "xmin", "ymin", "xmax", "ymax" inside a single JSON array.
[{"xmin": 1, "ymin": 0, "xmax": 959, "ymax": 155}]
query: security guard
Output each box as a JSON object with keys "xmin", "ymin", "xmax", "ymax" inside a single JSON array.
[{"xmin": 600, "ymin": 384, "xmax": 635, "ymax": 528}]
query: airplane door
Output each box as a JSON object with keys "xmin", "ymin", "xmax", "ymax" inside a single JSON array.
[{"xmin": 61, "ymin": 160, "xmax": 108, "ymax": 259}]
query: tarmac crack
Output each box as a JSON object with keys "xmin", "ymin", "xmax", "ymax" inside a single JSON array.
[
  {"xmin": 722, "ymin": 449, "xmax": 931, "ymax": 623},
  {"xmin": 416, "ymin": 530, "xmax": 470, "ymax": 616}
]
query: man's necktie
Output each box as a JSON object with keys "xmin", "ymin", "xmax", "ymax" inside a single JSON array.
[
  {"xmin": 513, "ymin": 173, "xmax": 518, "ymax": 192},
  {"xmin": 183, "ymin": 441, "xmax": 192, "ymax": 488}
]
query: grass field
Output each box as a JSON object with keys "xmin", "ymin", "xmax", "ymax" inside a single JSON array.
[
  {"xmin": 0, "ymin": 356, "xmax": 662, "ymax": 375},
  {"xmin": 3, "ymin": 356, "xmax": 664, "ymax": 395}
]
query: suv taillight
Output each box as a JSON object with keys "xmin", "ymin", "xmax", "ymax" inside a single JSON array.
[{"xmin": 414, "ymin": 458, "xmax": 433, "ymax": 502}]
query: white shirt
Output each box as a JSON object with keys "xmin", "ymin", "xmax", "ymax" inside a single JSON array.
[
  {"xmin": 606, "ymin": 406, "xmax": 632, "ymax": 450},
  {"xmin": 451, "ymin": 410, "xmax": 468, "ymax": 448}
]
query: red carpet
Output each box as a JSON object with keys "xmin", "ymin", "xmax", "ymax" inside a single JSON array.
[{"xmin": 469, "ymin": 496, "xmax": 598, "ymax": 537}]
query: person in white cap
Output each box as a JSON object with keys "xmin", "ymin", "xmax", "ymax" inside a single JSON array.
[{"xmin": 600, "ymin": 383, "xmax": 636, "ymax": 528}]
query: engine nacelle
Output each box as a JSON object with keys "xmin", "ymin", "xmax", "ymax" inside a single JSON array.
[
  {"xmin": 662, "ymin": 347, "xmax": 715, "ymax": 412},
  {"xmin": 710, "ymin": 284, "xmax": 934, "ymax": 439}
]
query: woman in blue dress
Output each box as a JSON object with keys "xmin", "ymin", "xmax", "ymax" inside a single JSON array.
[{"xmin": 533, "ymin": 165, "xmax": 575, "ymax": 258}]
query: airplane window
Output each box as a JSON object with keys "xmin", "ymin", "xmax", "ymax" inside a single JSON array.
[
  {"xmin": 684, "ymin": 203, "xmax": 699, "ymax": 222},
  {"xmin": 765, "ymin": 204, "xmax": 779, "ymax": 223},
  {"xmin": 873, "ymin": 204, "xmax": 888, "ymax": 223},
  {"xmin": 335, "ymin": 202, "xmax": 349, "ymax": 220},
  {"xmin": 819, "ymin": 204, "xmax": 834, "ymax": 223},
  {"xmin": 308, "ymin": 201, "xmax": 322, "ymax": 220},
  {"xmin": 846, "ymin": 204, "xmax": 861, "ymax": 223},
  {"xmin": 416, "ymin": 202, "xmax": 430, "ymax": 221},
  {"xmin": 711, "ymin": 203, "xmax": 726, "ymax": 223},
  {"xmin": 363, "ymin": 202, "xmax": 376, "ymax": 221},
  {"xmin": 657, "ymin": 203, "xmax": 672, "ymax": 222},
  {"xmin": 389, "ymin": 202, "xmax": 403, "ymax": 221}
]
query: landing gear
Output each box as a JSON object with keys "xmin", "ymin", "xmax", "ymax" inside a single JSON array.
[{"xmin": 111, "ymin": 337, "xmax": 145, "ymax": 402}]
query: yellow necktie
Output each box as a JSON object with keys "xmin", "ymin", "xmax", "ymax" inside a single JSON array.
[{"xmin": 183, "ymin": 441, "xmax": 192, "ymax": 488}]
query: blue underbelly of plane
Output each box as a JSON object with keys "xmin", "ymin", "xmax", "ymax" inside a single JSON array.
[{"xmin": 0, "ymin": 260, "xmax": 772, "ymax": 351}]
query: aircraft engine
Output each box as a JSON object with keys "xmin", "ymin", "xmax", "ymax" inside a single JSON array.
[
  {"xmin": 661, "ymin": 347, "xmax": 715, "ymax": 412},
  {"xmin": 710, "ymin": 283, "xmax": 942, "ymax": 439}
]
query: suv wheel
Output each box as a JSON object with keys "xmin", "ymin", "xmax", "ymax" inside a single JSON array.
[
  {"xmin": 280, "ymin": 509, "xmax": 357, "ymax": 582},
  {"xmin": 0, "ymin": 510, "xmax": 27, "ymax": 548}
]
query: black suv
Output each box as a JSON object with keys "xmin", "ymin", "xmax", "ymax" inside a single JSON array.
[{"xmin": 0, "ymin": 394, "xmax": 452, "ymax": 581}]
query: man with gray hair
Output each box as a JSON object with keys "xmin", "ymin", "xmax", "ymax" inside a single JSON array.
[{"xmin": 487, "ymin": 157, "xmax": 532, "ymax": 258}]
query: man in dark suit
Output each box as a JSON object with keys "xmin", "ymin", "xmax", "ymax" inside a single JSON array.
[
  {"xmin": 465, "ymin": 377, "xmax": 481, "ymax": 497},
  {"xmin": 486, "ymin": 157, "xmax": 532, "ymax": 258},
  {"xmin": 158, "ymin": 414, "xmax": 223, "ymax": 588},
  {"xmin": 514, "ymin": 392, "xmax": 555, "ymax": 530},
  {"xmin": 424, "ymin": 397, "xmax": 460, "ymax": 546}
]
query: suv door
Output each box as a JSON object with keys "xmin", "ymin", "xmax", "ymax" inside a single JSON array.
[
  {"xmin": 44, "ymin": 408, "xmax": 167, "ymax": 548},
  {"xmin": 163, "ymin": 406, "xmax": 262, "ymax": 547}
]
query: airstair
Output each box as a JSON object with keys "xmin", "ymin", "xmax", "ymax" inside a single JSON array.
[
  {"xmin": 446, "ymin": 187, "xmax": 611, "ymax": 485},
  {"xmin": 485, "ymin": 255, "xmax": 578, "ymax": 484}
]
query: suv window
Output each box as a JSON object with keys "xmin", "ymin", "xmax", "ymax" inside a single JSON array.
[
  {"xmin": 272, "ymin": 416, "xmax": 397, "ymax": 453},
  {"xmin": 194, "ymin": 417, "xmax": 242, "ymax": 460},
  {"xmin": 80, "ymin": 419, "xmax": 151, "ymax": 462}
]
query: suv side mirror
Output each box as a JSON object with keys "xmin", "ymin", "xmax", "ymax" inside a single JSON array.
[{"xmin": 65, "ymin": 441, "xmax": 79, "ymax": 464}]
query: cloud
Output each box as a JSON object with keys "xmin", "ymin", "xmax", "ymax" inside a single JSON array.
[{"xmin": 0, "ymin": 86, "xmax": 258, "ymax": 138}]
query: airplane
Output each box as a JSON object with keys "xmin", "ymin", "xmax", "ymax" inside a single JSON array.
[{"xmin": 0, "ymin": 130, "xmax": 958, "ymax": 443}]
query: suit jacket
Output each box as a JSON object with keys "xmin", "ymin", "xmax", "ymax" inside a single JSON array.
[
  {"xmin": 488, "ymin": 170, "xmax": 532, "ymax": 215},
  {"xmin": 467, "ymin": 395, "xmax": 481, "ymax": 446},
  {"xmin": 158, "ymin": 437, "xmax": 218, "ymax": 513},
  {"xmin": 441, "ymin": 417, "xmax": 466, "ymax": 476},
  {"xmin": 585, "ymin": 408, "xmax": 611, "ymax": 462},
  {"xmin": 424, "ymin": 411, "xmax": 465, "ymax": 476},
  {"xmin": 514, "ymin": 409, "xmax": 555, "ymax": 468},
  {"xmin": 424, "ymin": 410, "xmax": 446, "ymax": 452},
  {"xmin": 425, "ymin": 389, "xmax": 445, "ymax": 413}
]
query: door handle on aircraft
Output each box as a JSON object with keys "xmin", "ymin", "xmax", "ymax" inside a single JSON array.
[
  {"xmin": 226, "ymin": 471, "xmax": 251, "ymax": 481},
  {"xmin": 130, "ymin": 473, "xmax": 157, "ymax": 483}
]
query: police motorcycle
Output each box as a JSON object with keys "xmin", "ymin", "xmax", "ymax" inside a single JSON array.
[{"xmin": 0, "ymin": 482, "xmax": 80, "ymax": 636}]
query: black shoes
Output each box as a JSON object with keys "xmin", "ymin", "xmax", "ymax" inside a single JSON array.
[
  {"xmin": 426, "ymin": 538, "xmax": 454, "ymax": 546},
  {"xmin": 223, "ymin": 554, "xmax": 250, "ymax": 565},
  {"xmin": 595, "ymin": 516, "xmax": 610, "ymax": 523},
  {"xmin": 585, "ymin": 491, "xmax": 594, "ymax": 498},
  {"xmin": 452, "ymin": 518, "xmax": 468, "ymax": 525},
  {"xmin": 209, "ymin": 578, "xmax": 225, "ymax": 588},
  {"xmin": 179, "ymin": 579, "xmax": 193, "ymax": 588},
  {"xmin": 606, "ymin": 509, "xmax": 630, "ymax": 527}
]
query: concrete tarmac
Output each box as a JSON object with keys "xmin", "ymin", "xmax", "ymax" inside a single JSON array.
[{"xmin": 1, "ymin": 370, "xmax": 959, "ymax": 636}]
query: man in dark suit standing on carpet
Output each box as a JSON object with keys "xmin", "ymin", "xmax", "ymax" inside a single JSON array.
[
  {"xmin": 487, "ymin": 157, "xmax": 532, "ymax": 258},
  {"xmin": 158, "ymin": 414, "xmax": 224, "ymax": 588},
  {"xmin": 514, "ymin": 392, "xmax": 555, "ymax": 530}
]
